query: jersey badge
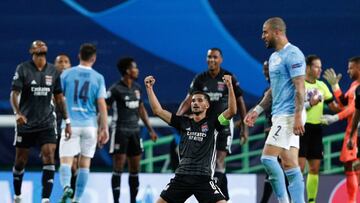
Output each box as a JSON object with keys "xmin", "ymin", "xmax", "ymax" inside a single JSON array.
[
  {"xmin": 217, "ymin": 81, "xmax": 225, "ymax": 91},
  {"xmin": 201, "ymin": 123, "xmax": 208, "ymax": 132},
  {"xmin": 124, "ymin": 96, "xmax": 130, "ymax": 100},
  {"xmin": 31, "ymin": 80, "xmax": 37, "ymax": 85},
  {"xmin": 134, "ymin": 90, "xmax": 141, "ymax": 99},
  {"xmin": 203, "ymin": 86, "xmax": 208, "ymax": 91},
  {"xmin": 45, "ymin": 75, "xmax": 52, "ymax": 86}
]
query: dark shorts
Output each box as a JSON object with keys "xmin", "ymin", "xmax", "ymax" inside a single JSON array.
[
  {"xmin": 216, "ymin": 125, "xmax": 232, "ymax": 153},
  {"xmin": 109, "ymin": 129, "xmax": 143, "ymax": 156},
  {"xmin": 160, "ymin": 174, "xmax": 226, "ymax": 203},
  {"xmin": 299, "ymin": 123, "xmax": 323, "ymax": 159},
  {"xmin": 14, "ymin": 128, "xmax": 57, "ymax": 148}
]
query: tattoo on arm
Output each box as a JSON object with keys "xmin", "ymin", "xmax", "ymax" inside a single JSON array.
[
  {"xmin": 258, "ymin": 89, "xmax": 272, "ymax": 110},
  {"xmin": 55, "ymin": 94, "xmax": 68, "ymax": 119},
  {"xmin": 293, "ymin": 76, "xmax": 305, "ymax": 113}
]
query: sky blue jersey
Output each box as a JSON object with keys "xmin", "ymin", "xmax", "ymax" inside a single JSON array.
[
  {"xmin": 269, "ymin": 43, "xmax": 305, "ymax": 116},
  {"xmin": 61, "ymin": 65, "xmax": 107, "ymax": 127}
]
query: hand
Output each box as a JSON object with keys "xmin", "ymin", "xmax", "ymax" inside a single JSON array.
[
  {"xmin": 223, "ymin": 75, "xmax": 233, "ymax": 87},
  {"xmin": 244, "ymin": 110, "xmax": 259, "ymax": 127},
  {"xmin": 323, "ymin": 68, "xmax": 342, "ymax": 86},
  {"xmin": 64, "ymin": 123, "xmax": 72, "ymax": 140},
  {"xmin": 321, "ymin": 114, "xmax": 339, "ymax": 125},
  {"xmin": 347, "ymin": 139, "xmax": 354, "ymax": 150},
  {"xmin": 293, "ymin": 113, "xmax": 305, "ymax": 136},
  {"xmin": 97, "ymin": 127, "xmax": 109, "ymax": 148},
  {"xmin": 309, "ymin": 90, "xmax": 322, "ymax": 106},
  {"xmin": 149, "ymin": 131, "xmax": 158, "ymax": 142},
  {"xmin": 240, "ymin": 125, "xmax": 249, "ymax": 145},
  {"xmin": 144, "ymin": 76, "xmax": 156, "ymax": 88},
  {"xmin": 15, "ymin": 113, "xmax": 27, "ymax": 126}
]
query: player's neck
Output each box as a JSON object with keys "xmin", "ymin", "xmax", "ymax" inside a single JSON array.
[
  {"xmin": 275, "ymin": 38, "xmax": 289, "ymax": 51},
  {"xmin": 305, "ymin": 75, "xmax": 316, "ymax": 84},
  {"xmin": 80, "ymin": 61, "xmax": 93, "ymax": 68},
  {"xmin": 192, "ymin": 112, "xmax": 206, "ymax": 122},
  {"xmin": 208, "ymin": 68, "xmax": 220, "ymax": 78},
  {"xmin": 122, "ymin": 77, "xmax": 133, "ymax": 87},
  {"xmin": 33, "ymin": 60, "xmax": 46, "ymax": 71}
]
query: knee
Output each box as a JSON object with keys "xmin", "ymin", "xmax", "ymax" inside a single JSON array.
[
  {"xmin": 14, "ymin": 156, "xmax": 27, "ymax": 169},
  {"xmin": 41, "ymin": 151, "xmax": 55, "ymax": 164}
]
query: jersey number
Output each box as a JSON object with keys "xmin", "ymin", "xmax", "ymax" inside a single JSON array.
[{"xmin": 74, "ymin": 80, "xmax": 89, "ymax": 104}]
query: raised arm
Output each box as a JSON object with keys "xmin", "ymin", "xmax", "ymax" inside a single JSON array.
[
  {"xmin": 176, "ymin": 94, "xmax": 192, "ymax": 116},
  {"xmin": 221, "ymin": 75, "xmax": 237, "ymax": 119},
  {"xmin": 139, "ymin": 102, "xmax": 158, "ymax": 142},
  {"xmin": 144, "ymin": 76, "xmax": 172, "ymax": 124}
]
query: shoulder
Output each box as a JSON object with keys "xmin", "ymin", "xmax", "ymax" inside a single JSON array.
[
  {"xmin": 221, "ymin": 68, "xmax": 233, "ymax": 76},
  {"xmin": 286, "ymin": 44, "xmax": 305, "ymax": 59},
  {"xmin": 194, "ymin": 71, "xmax": 208, "ymax": 81}
]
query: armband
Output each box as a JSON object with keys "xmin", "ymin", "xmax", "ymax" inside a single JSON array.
[{"xmin": 218, "ymin": 114, "xmax": 230, "ymax": 126}]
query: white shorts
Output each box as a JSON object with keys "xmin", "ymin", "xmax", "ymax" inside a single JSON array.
[
  {"xmin": 59, "ymin": 127, "xmax": 97, "ymax": 158},
  {"xmin": 265, "ymin": 111, "xmax": 306, "ymax": 150}
]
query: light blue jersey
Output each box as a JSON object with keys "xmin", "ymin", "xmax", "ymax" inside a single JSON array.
[
  {"xmin": 269, "ymin": 43, "xmax": 305, "ymax": 116},
  {"xmin": 61, "ymin": 65, "xmax": 107, "ymax": 127}
]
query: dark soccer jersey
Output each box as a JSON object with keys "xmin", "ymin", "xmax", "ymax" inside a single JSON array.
[
  {"xmin": 11, "ymin": 61, "xmax": 62, "ymax": 133},
  {"xmin": 106, "ymin": 80, "xmax": 142, "ymax": 131},
  {"xmin": 189, "ymin": 68, "xmax": 243, "ymax": 116},
  {"xmin": 170, "ymin": 115, "xmax": 226, "ymax": 176},
  {"xmin": 355, "ymin": 85, "xmax": 360, "ymax": 110}
]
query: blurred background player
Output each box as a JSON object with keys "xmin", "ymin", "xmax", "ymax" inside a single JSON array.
[
  {"xmin": 58, "ymin": 43, "xmax": 109, "ymax": 203},
  {"xmin": 245, "ymin": 17, "xmax": 306, "ymax": 203},
  {"xmin": 299, "ymin": 55, "xmax": 339, "ymax": 203},
  {"xmin": 54, "ymin": 54, "xmax": 79, "ymax": 199},
  {"xmin": 107, "ymin": 57, "xmax": 157, "ymax": 203},
  {"xmin": 177, "ymin": 48, "xmax": 248, "ymax": 200},
  {"xmin": 145, "ymin": 75, "xmax": 236, "ymax": 203},
  {"xmin": 321, "ymin": 56, "xmax": 360, "ymax": 203},
  {"xmin": 10, "ymin": 40, "xmax": 71, "ymax": 203}
]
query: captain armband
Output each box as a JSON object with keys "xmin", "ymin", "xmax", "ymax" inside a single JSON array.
[{"xmin": 218, "ymin": 113, "xmax": 230, "ymax": 126}]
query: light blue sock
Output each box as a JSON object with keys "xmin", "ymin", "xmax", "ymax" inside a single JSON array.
[
  {"xmin": 59, "ymin": 164, "xmax": 71, "ymax": 189},
  {"xmin": 261, "ymin": 155, "xmax": 289, "ymax": 203},
  {"xmin": 285, "ymin": 167, "xmax": 305, "ymax": 203},
  {"xmin": 74, "ymin": 168, "xmax": 90, "ymax": 201}
]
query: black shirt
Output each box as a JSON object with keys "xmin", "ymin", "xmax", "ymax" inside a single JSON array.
[
  {"xmin": 355, "ymin": 85, "xmax": 360, "ymax": 110},
  {"xmin": 189, "ymin": 68, "xmax": 243, "ymax": 116},
  {"xmin": 106, "ymin": 80, "xmax": 142, "ymax": 132},
  {"xmin": 170, "ymin": 115, "xmax": 226, "ymax": 176},
  {"xmin": 11, "ymin": 61, "xmax": 62, "ymax": 133}
]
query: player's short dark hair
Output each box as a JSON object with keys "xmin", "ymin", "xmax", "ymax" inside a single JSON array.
[
  {"xmin": 117, "ymin": 57, "xmax": 135, "ymax": 76},
  {"xmin": 306, "ymin": 55, "xmax": 321, "ymax": 66},
  {"xmin": 265, "ymin": 17, "xmax": 287, "ymax": 34},
  {"xmin": 79, "ymin": 43, "xmax": 96, "ymax": 61},
  {"xmin": 209, "ymin": 47, "xmax": 223, "ymax": 57},
  {"xmin": 191, "ymin": 91, "xmax": 210, "ymax": 103},
  {"xmin": 349, "ymin": 56, "xmax": 360, "ymax": 64}
]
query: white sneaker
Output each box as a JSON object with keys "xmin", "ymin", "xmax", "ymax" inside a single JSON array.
[
  {"xmin": 41, "ymin": 198, "xmax": 50, "ymax": 203},
  {"xmin": 13, "ymin": 195, "xmax": 21, "ymax": 203}
]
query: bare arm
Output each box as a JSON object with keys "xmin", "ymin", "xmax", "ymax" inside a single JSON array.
[
  {"xmin": 221, "ymin": 75, "xmax": 237, "ymax": 119},
  {"xmin": 54, "ymin": 93, "xmax": 69, "ymax": 120},
  {"xmin": 292, "ymin": 75, "xmax": 305, "ymax": 135},
  {"xmin": 328, "ymin": 101, "xmax": 341, "ymax": 113},
  {"xmin": 139, "ymin": 102, "xmax": 158, "ymax": 141},
  {"xmin": 258, "ymin": 88, "xmax": 272, "ymax": 110},
  {"xmin": 176, "ymin": 94, "xmax": 192, "ymax": 116},
  {"xmin": 54, "ymin": 93, "xmax": 72, "ymax": 138},
  {"xmin": 97, "ymin": 98, "xmax": 109, "ymax": 146},
  {"xmin": 10, "ymin": 90, "xmax": 27, "ymax": 125},
  {"xmin": 144, "ymin": 76, "xmax": 172, "ymax": 124}
]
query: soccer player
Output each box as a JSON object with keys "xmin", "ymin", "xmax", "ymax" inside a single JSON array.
[
  {"xmin": 54, "ymin": 54, "xmax": 79, "ymax": 198},
  {"xmin": 299, "ymin": 55, "xmax": 339, "ymax": 203},
  {"xmin": 145, "ymin": 74, "xmax": 237, "ymax": 203},
  {"xmin": 58, "ymin": 43, "xmax": 109, "ymax": 203},
  {"xmin": 176, "ymin": 48, "xmax": 248, "ymax": 200},
  {"xmin": 10, "ymin": 40, "xmax": 71, "ymax": 203},
  {"xmin": 107, "ymin": 57, "xmax": 157, "ymax": 203},
  {"xmin": 244, "ymin": 17, "xmax": 306, "ymax": 203},
  {"xmin": 321, "ymin": 57, "xmax": 360, "ymax": 203}
]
